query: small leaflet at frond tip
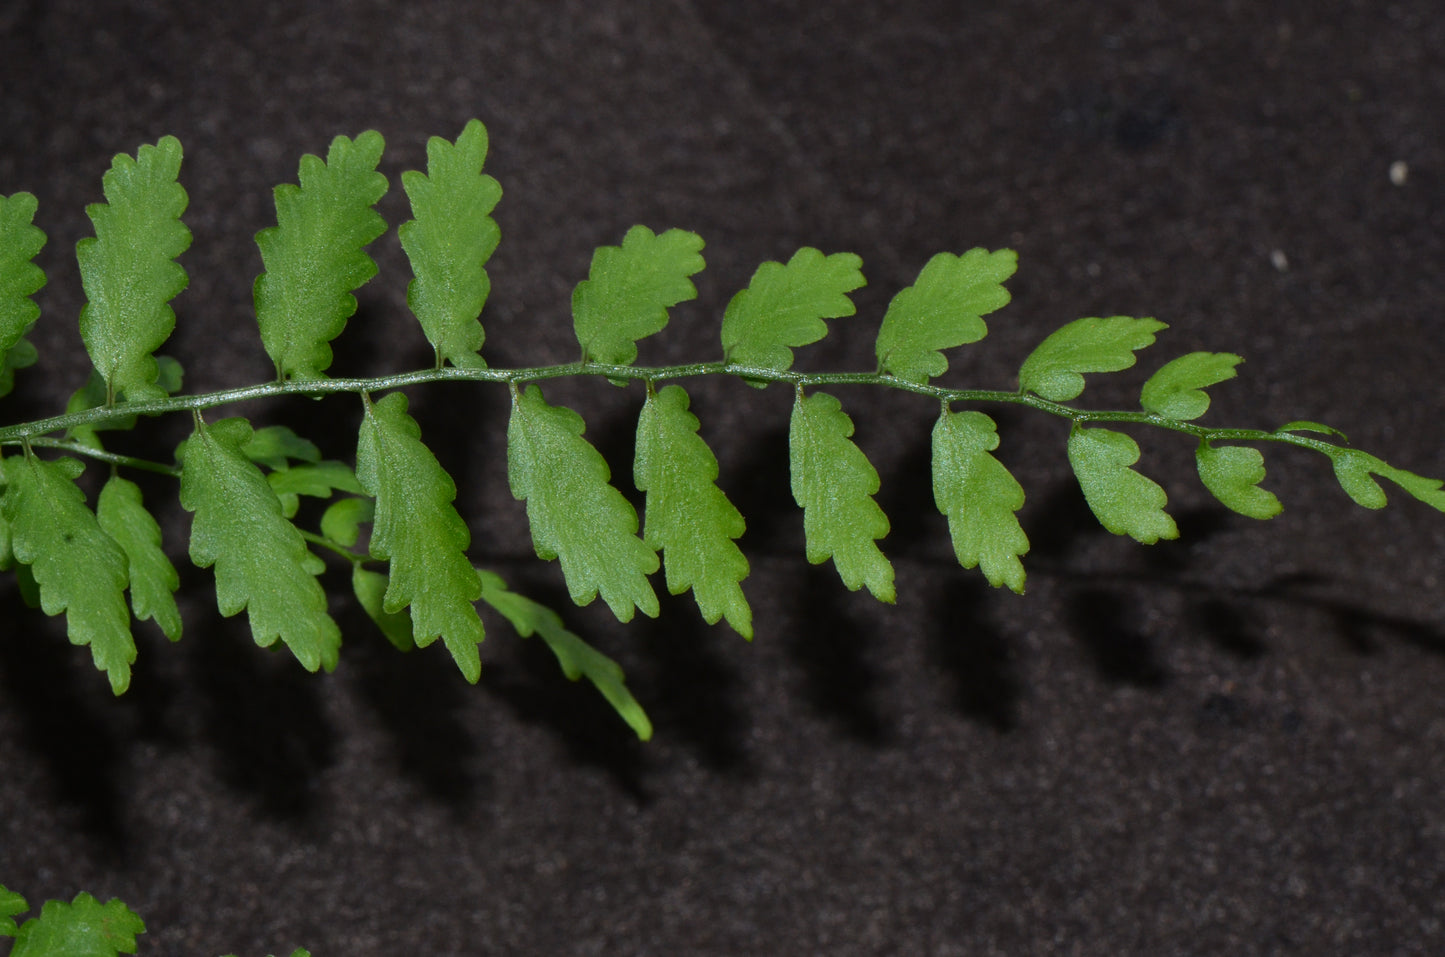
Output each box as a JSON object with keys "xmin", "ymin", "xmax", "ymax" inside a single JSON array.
[
  {"xmin": 789, "ymin": 389, "xmax": 895, "ymax": 601},
  {"xmin": 720, "ymin": 247, "xmax": 865, "ymax": 373},
  {"xmin": 478, "ymin": 570, "xmax": 653, "ymax": 740},
  {"xmin": 1331, "ymin": 449, "xmax": 1445, "ymax": 513},
  {"xmin": 635, "ymin": 383, "xmax": 752, "ymax": 638},
  {"xmin": 1196, "ymin": 443, "xmax": 1282, "ymax": 519},
  {"xmin": 507, "ymin": 385, "xmax": 660, "ymax": 621},
  {"xmin": 932, "ymin": 409, "xmax": 1029, "ymax": 593},
  {"xmin": 399, "ymin": 118, "xmax": 500, "ymax": 369},
  {"xmin": 76, "ymin": 135, "xmax": 191, "ymax": 403},
  {"xmin": 1019, "ymin": 316, "xmax": 1168, "ymax": 401},
  {"xmin": 876, "ymin": 248, "xmax": 1016, "ymax": 384},
  {"xmin": 254, "ymin": 130, "xmax": 389, "ymax": 381},
  {"xmin": 1067, "ymin": 426, "xmax": 1179, "ymax": 544},
  {"xmin": 573, "ymin": 225, "xmax": 705, "ymax": 367},
  {"xmin": 1140, "ymin": 352, "xmax": 1243, "ymax": 420}
]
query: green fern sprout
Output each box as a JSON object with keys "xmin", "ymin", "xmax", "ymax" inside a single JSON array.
[{"xmin": 1, "ymin": 119, "xmax": 1441, "ymax": 745}]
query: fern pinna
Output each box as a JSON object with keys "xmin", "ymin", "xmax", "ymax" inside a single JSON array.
[{"xmin": 1, "ymin": 119, "xmax": 1442, "ymax": 739}]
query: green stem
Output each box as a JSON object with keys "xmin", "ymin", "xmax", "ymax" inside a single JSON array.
[{"xmin": 0, "ymin": 360, "xmax": 1347, "ymax": 465}]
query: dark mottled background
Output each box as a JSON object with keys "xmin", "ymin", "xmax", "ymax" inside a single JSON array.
[{"xmin": 2, "ymin": 1, "xmax": 1443, "ymax": 954}]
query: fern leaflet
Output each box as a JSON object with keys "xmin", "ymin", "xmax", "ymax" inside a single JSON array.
[
  {"xmin": 399, "ymin": 119, "xmax": 500, "ymax": 369},
  {"xmin": 357, "ymin": 391, "xmax": 486, "ymax": 681},
  {"xmin": 178, "ymin": 416, "xmax": 341, "ymax": 671},
  {"xmin": 76, "ymin": 136, "xmax": 190, "ymax": 403},
  {"xmin": 254, "ymin": 131, "xmax": 388, "ymax": 381}
]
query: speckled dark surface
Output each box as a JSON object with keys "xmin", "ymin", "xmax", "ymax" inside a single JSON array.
[{"xmin": 2, "ymin": 1, "xmax": 1444, "ymax": 954}]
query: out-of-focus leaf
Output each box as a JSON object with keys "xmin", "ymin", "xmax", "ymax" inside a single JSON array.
[
  {"xmin": 352, "ymin": 565, "xmax": 416, "ymax": 652},
  {"xmin": 320, "ymin": 496, "xmax": 373, "ymax": 548},
  {"xmin": 479, "ymin": 569, "xmax": 653, "ymax": 740}
]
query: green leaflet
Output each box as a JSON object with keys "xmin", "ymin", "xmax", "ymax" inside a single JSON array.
[
  {"xmin": 254, "ymin": 131, "xmax": 389, "ymax": 381},
  {"xmin": 573, "ymin": 225, "xmax": 705, "ymax": 366},
  {"xmin": 357, "ymin": 391, "xmax": 485, "ymax": 682},
  {"xmin": 634, "ymin": 384, "xmax": 752, "ymax": 637},
  {"xmin": 76, "ymin": 136, "xmax": 191, "ymax": 403},
  {"xmin": 242, "ymin": 424, "xmax": 321, "ymax": 469},
  {"xmin": 789, "ymin": 389, "xmax": 895, "ymax": 601},
  {"xmin": 1331, "ymin": 449, "xmax": 1445, "ymax": 512},
  {"xmin": 399, "ymin": 119, "xmax": 500, "ymax": 369},
  {"xmin": 0, "ymin": 191, "xmax": 45, "ymax": 399},
  {"xmin": 1019, "ymin": 316, "xmax": 1168, "ymax": 401},
  {"xmin": 267, "ymin": 460, "xmax": 365, "ymax": 518},
  {"xmin": 320, "ymin": 496, "xmax": 373, "ymax": 548},
  {"xmin": 96, "ymin": 474, "xmax": 182, "ymax": 640},
  {"xmin": 1, "ymin": 890, "xmax": 145, "ymax": 957},
  {"xmin": 0, "ymin": 338, "xmax": 37, "ymax": 399},
  {"xmin": 1140, "ymin": 351, "xmax": 1243, "ymax": 420},
  {"xmin": 1067, "ymin": 427, "xmax": 1179, "ymax": 544},
  {"xmin": 720, "ymin": 247, "xmax": 865, "ymax": 371},
  {"xmin": 506, "ymin": 384, "xmax": 659, "ymax": 621},
  {"xmin": 1196, "ymin": 443, "xmax": 1282, "ymax": 519},
  {"xmin": 177, "ymin": 416, "xmax": 341, "ymax": 672},
  {"xmin": 0, "ymin": 884, "xmax": 24, "ymax": 936},
  {"xmin": 875, "ymin": 248, "xmax": 1016, "ymax": 384},
  {"xmin": 352, "ymin": 565, "xmax": 417, "ymax": 652},
  {"xmin": 478, "ymin": 569, "xmax": 653, "ymax": 741},
  {"xmin": 932, "ymin": 409, "xmax": 1029, "ymax": 593},
  {"xmin": 2, "ymin": 455, "xmax": 135, "ymax": 694}
]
